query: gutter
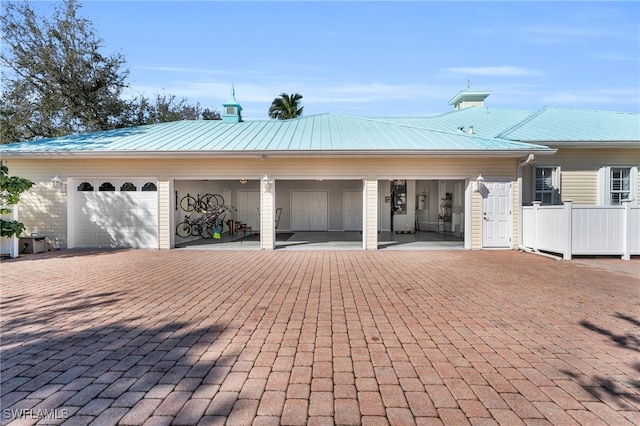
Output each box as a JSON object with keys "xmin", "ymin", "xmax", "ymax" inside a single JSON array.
[{"xmin": 0, "ymin": 148, "xmax": 557, "ymax": 160}]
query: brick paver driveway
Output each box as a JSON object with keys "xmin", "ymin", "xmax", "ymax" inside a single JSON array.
[{"xmin": 1, "ymin": 250, "xmax": 638, "ymax": 425}]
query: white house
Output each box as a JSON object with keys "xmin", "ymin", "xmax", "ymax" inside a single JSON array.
[{"xmin": 1, "ymin": 90, "xmax": 638, "ymax": 258}]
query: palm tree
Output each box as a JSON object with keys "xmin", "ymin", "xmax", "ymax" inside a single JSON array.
[{"xmin": 268, "ymin": 93, "xmax": 304, "ymax": 120}]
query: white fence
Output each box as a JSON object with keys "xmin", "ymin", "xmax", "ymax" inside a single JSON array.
[{"xmin": 522, "ymin": 200, "xmax": 639, "ymax": 260}]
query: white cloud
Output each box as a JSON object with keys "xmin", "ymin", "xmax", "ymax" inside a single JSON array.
[
  {"xmin": 447, "ymin": 66, "xmax": 542, "ymax": 77},
  {"xmin": 540, "ymin": 89, "xmax": 640, "ymax": 106},
  {"xmin": 588, "ymin": 52, "xmax": 640, "ymax": 62}
]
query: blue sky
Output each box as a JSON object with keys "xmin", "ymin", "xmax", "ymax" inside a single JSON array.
[{"xmin": 31, "ymin": 1, "xmax": 640, "ymax": 119}]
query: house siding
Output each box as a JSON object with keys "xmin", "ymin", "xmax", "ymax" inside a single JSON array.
[
  {"xmin": 7, "ymin": 156, "xmax": 521, "ymax": 250},
  {"xmin": 522, "ymin": 147, "xmax": 640, "ymax": 205}
]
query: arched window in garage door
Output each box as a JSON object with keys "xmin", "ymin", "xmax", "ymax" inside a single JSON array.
[
  {"xmin": 99, "ymin": 182, "xmax": 115, "ymax": 191},
  {"xmin": 142, "ymin": 182, "xmax": 157, "ymax": 191},
  {"xmin": 77, "ymin": 182, "xmax": 94, "ymax": 191},
  {"xmin": 121, "ymin": 182, "xmax": 137, "ymax": 191}
]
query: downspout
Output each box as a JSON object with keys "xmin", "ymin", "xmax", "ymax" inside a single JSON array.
[{"xmin": 517, "ymin": 154, "xmax": 535, "ymax": 252}]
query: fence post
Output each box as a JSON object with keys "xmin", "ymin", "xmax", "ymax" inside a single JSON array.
[
  {"xmin": 532, "ymin": 201, "xmax": 541, "ymax": 252},
  {"xmin": 621, "ymin": 200, "xmax": 631, "ymax": 260},
  {"xmin": 563, "ymin": 200, "xmax": 573, "ymax": 260}
]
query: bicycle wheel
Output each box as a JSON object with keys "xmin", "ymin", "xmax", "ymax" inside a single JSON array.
[
  {"xmin": 202, "ymin": 193, "xmax": 224, "ymax": 209},
  {"xmin": 191, "ymin": 221, "xmax": 203, "ymax": 237},
  {"xmin": 200, "ymin": 222, "xmax": 214, "ymax": 239},
  {"xmin": 176, "ymin": 221, "xmax": 192, "ymax": 238},
  {"xmin": 180, "ymin": 195, "xmax": 197, "ymax": 212},
  {"xmin": 194, "ymin": 201, "xmax": 208, "ymax": 213}
]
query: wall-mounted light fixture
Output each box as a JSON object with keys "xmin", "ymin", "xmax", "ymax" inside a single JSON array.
[
  {"xmin": 51, "ymin": 175, "xmax": 66, "ymax": 193},
  {"xmin": 262, "ymin": 175, "xmax": 273, "ymax": 192},
  {"xmin": 238, "ymin": 179, "xmax": 248, "ymax": 185},
  {"xmin": 473, "ymin": 174, "xmax": 484, "ymax": 192}
]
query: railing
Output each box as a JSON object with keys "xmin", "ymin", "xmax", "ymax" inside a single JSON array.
[{"xmin": 522, "ymin": 200, "xmax": 639, "ymax": 260}]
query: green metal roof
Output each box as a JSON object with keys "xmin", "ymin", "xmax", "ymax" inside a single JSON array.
[
  {"xmin": 0, "ymin": 112, "xmax": 553, "ymax": 157},
  {"xmin": 4, "ymin": 105, "xmax": 636, "ymax": 158},
  {"xmin": 498, "ymin": 107, "xmax": 640, "ymax": 142},
  {"xmin": 378, "ymin": 107, "xmax": 534, "ymax": 139}
]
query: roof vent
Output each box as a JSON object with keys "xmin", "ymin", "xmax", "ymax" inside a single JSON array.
[{"xmin": 467, "ymin": 126, "xmax": 475, "ymax": 135}]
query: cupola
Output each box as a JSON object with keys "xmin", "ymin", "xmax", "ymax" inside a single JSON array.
[
  {"xmin": 448, "ymin": 89, "xmax": 491, "ymax": 110},
  {"xmin": 222, "ymin": 84, "xmax": 243, "ymax": 123}
]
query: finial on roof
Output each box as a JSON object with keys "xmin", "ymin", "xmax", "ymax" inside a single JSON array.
[{"xmin": 467, "ymin": 79, "xmax": 471, "ymax": 89}]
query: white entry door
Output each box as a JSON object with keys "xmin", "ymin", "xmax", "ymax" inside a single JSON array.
[
  {"xmin": 237, "ymin": 191, "xmax": 260, "ymax": 230},
  {"xmin": 482, "ymin": 180, "xmax": 512, "ymax": 248},
  {"xmin": 344, "ymin": 190, "xmax": 363, "ymax": 231},
  {"xmin": 291, "ymin": 191, "xmax": 328, "ymax": 231}
]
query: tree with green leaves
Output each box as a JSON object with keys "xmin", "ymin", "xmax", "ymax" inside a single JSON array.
[
  {"xmin": 0, "ymin": 0, "xmax": 131, "ymax": 143},
  {"xmin": 268, "ymin": 93, "xmax": 304, "ymax": 120},
  {"xmin": 0, "ymin": 165, "xmax": 34, "ymax": 238},
  {"xmin": 127, "ymin": 93, "xmax": 221, "ymax": 126},
  {"xmin": 1, "ymin": 0, "xmax": 220, "ymax": 144}
]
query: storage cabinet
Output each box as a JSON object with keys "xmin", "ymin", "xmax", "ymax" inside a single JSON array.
[{"xmin": 19, "ymin": 236, "xmax": 47, "ymax": 254}]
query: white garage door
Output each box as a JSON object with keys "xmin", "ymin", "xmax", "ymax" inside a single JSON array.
[{"xmin": 74, "ymin": 179, "xmax": 158, "ymax": 248}]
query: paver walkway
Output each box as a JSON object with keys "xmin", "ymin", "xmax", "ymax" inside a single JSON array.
[{"xmin": 1, "ymin": 250, "xmax": 638, "ymax": 425}]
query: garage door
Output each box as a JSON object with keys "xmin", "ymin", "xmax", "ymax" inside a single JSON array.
[{"xmin": 74, "ymin": 179, "xmax": 158, "ymax": 248}]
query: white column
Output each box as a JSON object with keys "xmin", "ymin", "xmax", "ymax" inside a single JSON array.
[
  {"xmin": 260, "ymin": 176, "xmax": 275, "ymax": 250},
  {"xmin": 158, "ymin": 179, "xmax": 171, "ymax": 249},
  {"xmin": 363, "ymin": 179, "xmax": 378, "ymax": 250}
]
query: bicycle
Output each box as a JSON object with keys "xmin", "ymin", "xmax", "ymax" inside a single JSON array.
[
  {"xmin": 176, "ymin": 214, "xmax": 205, "ymax": 238},
  {"xmin": 176, "ymin": 203, "xmax": 237, "ymax": 239},
  {"xmin": 200, "ymin": 204, "xmax": 236, "ymax": 239},
  {"xmin": 179, "ymin": 193, "xmax": 224, "ymax": 213}
]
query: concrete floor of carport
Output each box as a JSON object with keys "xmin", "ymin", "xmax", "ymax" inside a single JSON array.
[{"xmin": 175, "ymin": 231, "xmax": 465, "ymax": 251}]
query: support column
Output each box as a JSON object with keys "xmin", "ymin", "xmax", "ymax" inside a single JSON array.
[
  {"xmin": 363, "ymin": 179, "xmax": 378, "ymax": 250},
  {"xmin": 260, "ymin": 176, "xmax": 275, "ymax": 250},
  {"xmin": 158, "ymin": 179, "xmax": 171, "ymax": 249}
]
